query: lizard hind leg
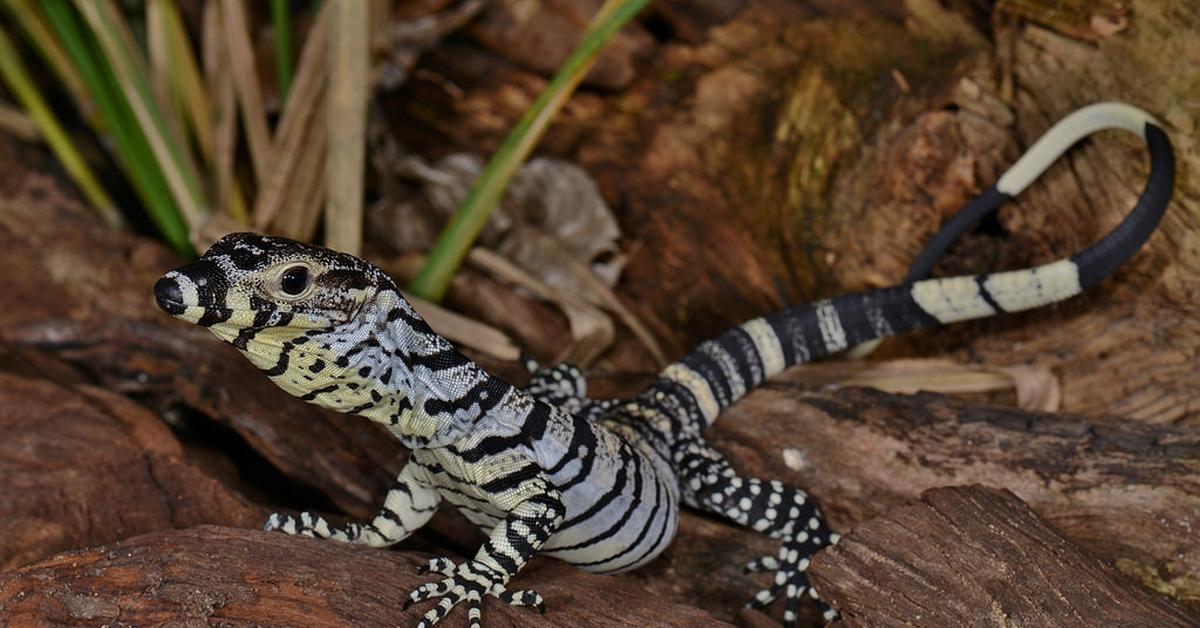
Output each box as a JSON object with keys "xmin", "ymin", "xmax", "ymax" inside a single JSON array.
[
  {"xmin": 674, "ymin": 437, "xmax": 838, "ymax": 626},
  {"xmin": 523, "ymin": 360, "xmax": 625, "ymax": 421},
  {"xmin": 523, "ymin": 362, "xmax": 589, "ymax": 411}
]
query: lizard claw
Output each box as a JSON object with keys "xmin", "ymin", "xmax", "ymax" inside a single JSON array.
[
  {"xmin": 493, "ymin": 586, "xmax": 546, "ymax": 613},
  {"xmin": 744, "ymin": 555, "xmax": 780, "ymax": 574},
  {"xmin": 418, "ymin": 557, "xmax": 455, "ymax": 576},
  {"xmin": 406, "ymin": 557, "xmax": 546, "ymax": 626},
  {"xmin": 745, "ymin": 522, "xmax": 839, "ymax": 627}
]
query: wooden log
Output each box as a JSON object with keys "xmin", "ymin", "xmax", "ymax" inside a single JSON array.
[
  {"xmin": 705, "ymin": 381, "xmax": 1200, "ymax": 606},
  {"xmin": 0, "ymin": 525, "xmax": 728, "ymax": 627},
  {"xmin": 0, "ymin": 365, "xmax": 263, "ymax": 571},
  {"xmin": 808, "ymin": 485, "xmax": 1198, "ymax": 627}
]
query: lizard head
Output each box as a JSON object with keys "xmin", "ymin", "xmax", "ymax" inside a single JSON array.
[
  {"xmin": 154, "ymin": 232, "xmax": 387, "ymax": 339},
  {"xmin": 153, "ymin": 232, "xmax": 407, "ymax": 404},
  {"xmin": 155, "ymin": 232, "xmax": 496, "ymax": 446}
]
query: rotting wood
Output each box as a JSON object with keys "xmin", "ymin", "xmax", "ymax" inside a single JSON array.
[
  {"xmin": 706, "ymin": 381, "xmax": 1200, "ymax": 605},
  {"xmin": 808, "ymin": 485, "xmax": 1198, "ymax": 627},
  {"xmin": 0, "ymin": 365, "xmax": 263, "ymax": 571},
  {"xmin": 0, "ymin": 526, "xmax": 729, "ymax": 627}
]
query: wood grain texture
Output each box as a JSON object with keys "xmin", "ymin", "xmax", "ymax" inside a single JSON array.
[
  {"xmin": 0, "ymin": 366, "xmax": 262, "ymax": 571},
  {"xmin": 0, "ymin": 526, "xmax": 728, "ymax": 627},
  {"xmin": 707, "ymin": 381, "xmax": 1200, "ymax": 605},
  {"xmin": 808, "ymin": 486, "xmax": 1198, "ymax": 627}
]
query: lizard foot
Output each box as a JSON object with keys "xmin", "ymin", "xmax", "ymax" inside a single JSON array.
[
  {"xmin": 743, "ymin": 530, "xmax": 840, "ymax": 626},
  {"xmin": 404, "ymin": 557, "xmax": 545, "ymax": 627}
]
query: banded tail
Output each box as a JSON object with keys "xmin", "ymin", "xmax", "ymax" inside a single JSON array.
[{"xmin": 657, "ymin": 102, "xmax": 1174, "ymax": 428}]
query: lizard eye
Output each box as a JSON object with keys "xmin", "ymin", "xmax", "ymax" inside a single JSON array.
[{"xmin": 280, "ymin": 265, "xmax": 310, "ymax": 296}]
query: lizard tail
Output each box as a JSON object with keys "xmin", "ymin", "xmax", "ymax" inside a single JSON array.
[{"xmin": 653, "ymin": 102, "xmax": 1174, "ymax": 429}]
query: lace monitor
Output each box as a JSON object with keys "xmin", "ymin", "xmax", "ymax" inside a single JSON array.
[{"xmin": 154, "ymin": 103, "xmax": 1173, "ymax": 627}]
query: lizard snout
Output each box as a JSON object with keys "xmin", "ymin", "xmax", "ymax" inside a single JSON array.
[{"xmin": 154, "ymin": 275, "xmax": 185, "ymax": 314}]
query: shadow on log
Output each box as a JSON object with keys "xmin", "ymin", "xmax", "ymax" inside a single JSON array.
[
  {"xmin": 809, "ymin": 485, "xmax": 1198, "ymax": 627},
  {"xmin": 0, "ymin": 363, "xmax": 263, "ymax": 571},
  {"xmin": 0, "ymin": 525, "xmax": 727, "ymax": 627}
]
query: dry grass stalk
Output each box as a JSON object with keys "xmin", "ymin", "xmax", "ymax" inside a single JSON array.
[
  {"xmin": 204, "ymin": 0, "xmax": 242, "ymax": 222},
  {"xmin": 4, "ymin": 0, "xmax": 98, "ymax": 127},
  {"xmin": 272, "ymin": 95, "xmax": 328, "ymax": 241},
  {"xmin": 253, "ymin": 3, "xmax": 331, "ymax": 231},
  {"xmin": 0, "ymin": 102, "xmax": 38, "ymax": 140},
  {"xmin": 324, "ymin": 0, "xmax": 369, "ymax": 255},
  {"xmin": 219, "ymin": 0, "xmax": 272, "ymax": 189},
  {"xmin": 796, "ymin": 357, "xmax": 1062, "ymax": 413},
  {"xmin": 468, "ymin": 247, "xmax": 614, "ymax": 366},
  {"xmin": 145, "ymin": 1, "xmax": 173, "ymax": 131},
  {"xmin": 74, "ymin": 0, "xmax": 206, "ymax": 229}
]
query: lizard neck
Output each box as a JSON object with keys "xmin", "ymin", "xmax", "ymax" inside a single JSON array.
[
  {"xmin": 324, "ymin": 286, "xmax": 513, "ymax": 449},
  {"xmin": 233, "ymin": 284, "xmax": 518, "ymax": 449}
]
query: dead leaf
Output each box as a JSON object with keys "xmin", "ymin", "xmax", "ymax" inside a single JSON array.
[
  {"xmin": 467, "ymin": 247, "xmax": 613, "ymax": 365},
  {"xmin": 815, "ymin": 357, "xmax": 1062, "ymax": 412},
  {"xmin": 369, "ymin": 152, "xmax": 666, "ymax": 364}
]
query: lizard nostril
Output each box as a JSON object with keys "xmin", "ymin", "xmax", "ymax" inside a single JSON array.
[{"xmin": 154, "ymin": 277, "xmax": 185, "ymax": 314}]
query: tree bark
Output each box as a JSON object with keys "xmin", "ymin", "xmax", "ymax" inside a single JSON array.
[
  {"xmin": 808, "ymin": 485, "xmax": 1198, "ymax": 627},
  {"xmin": 705, "ymin": 380, "xmax": 1200, "ymax": 603},
  {"xmin": 0, "ymin": 526, "xmax": 728, "ymax": 627}
]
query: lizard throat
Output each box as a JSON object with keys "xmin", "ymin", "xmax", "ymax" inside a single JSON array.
[{"xmin": 220, "ymin": 288, "xmax": 508, "ymax": 448}]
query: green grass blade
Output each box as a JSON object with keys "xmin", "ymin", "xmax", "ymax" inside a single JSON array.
[
  {"xmin": 0, "ymin": 24, "xmax": 122, "ymax": 226},
  {"xmin": 407, "ymin": 0, "xmax": 651, "ymax": 302},
  {"xmin": 1, "ymin": 0, "xmax": 100, "ymax": 129},
  {"xmin": 40, "ymin": 0, "xmax": 192, "ymax": 256},
  {"xmin": 271, "ymin": 0, "xmax": 293, "ymax": 101},
  {"xmin": 75, "ymin": 0, "xmax": 208, "ymax": 228}
]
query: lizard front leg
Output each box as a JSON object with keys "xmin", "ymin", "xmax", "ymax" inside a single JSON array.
[
  {"xmin": 265, "ymin": 460, "xmax": 441, "ymax": 547},
  {"xmin": 404, "ymin": 475, "xmax": 565, "ymax": 628}
]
